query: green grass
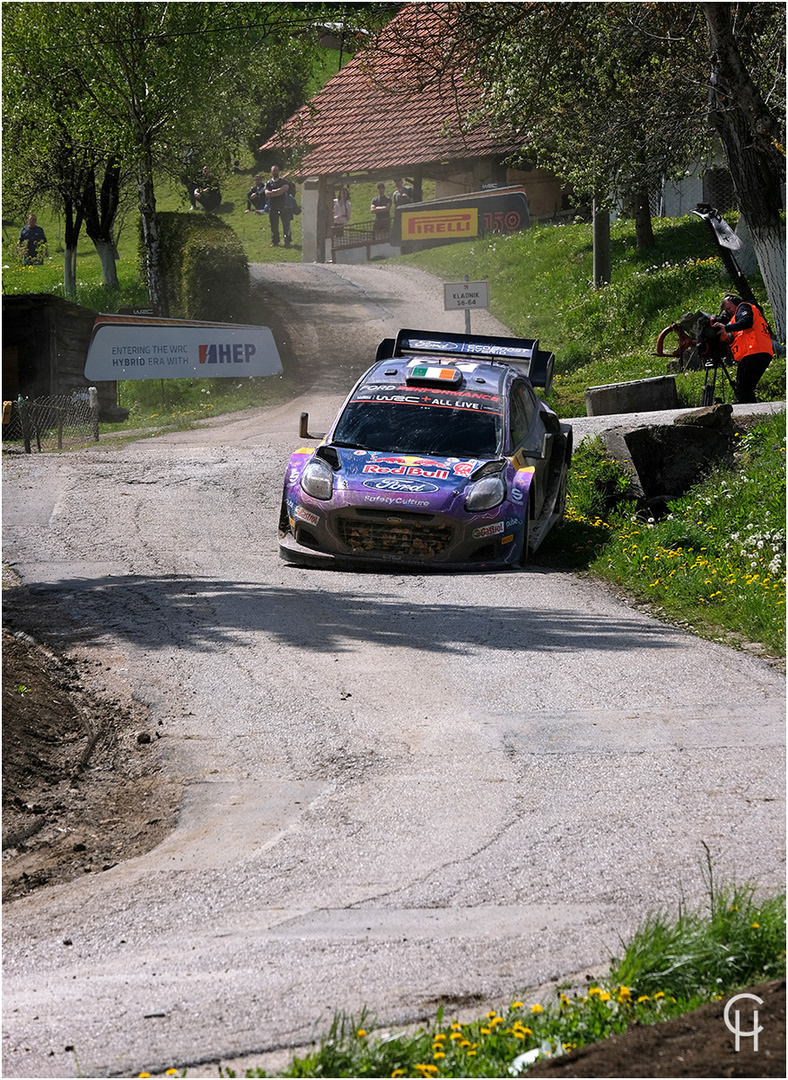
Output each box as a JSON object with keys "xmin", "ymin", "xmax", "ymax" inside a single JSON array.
[
  {"xmin": 396, "ymin": 216, "xmax": 786, "ymax": 416},
  {"xmin": 542, "ymin": 410, "xmax": 786, "ymax": 655},
  {"xmin": 136, "ymin": 874, "xmax": 785, "ymax": 1077}
]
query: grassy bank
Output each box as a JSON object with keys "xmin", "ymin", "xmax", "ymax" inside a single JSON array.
[
  {"xmin": 136, "ymin": 877, "xmax": 784, "ymax": 1077},
  {"xmin": 397, "ymin": 216, "xmax": 785, "ymax": 416}
]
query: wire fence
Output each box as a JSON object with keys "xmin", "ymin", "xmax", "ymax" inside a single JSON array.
[{"xmin": 2, "ymin": 393, "xmax": 99, "ymax": 453}]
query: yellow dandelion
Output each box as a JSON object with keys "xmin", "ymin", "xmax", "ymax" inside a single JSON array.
[
  {"xmin": 433, "ymin": 1034, "xmax": 446, "ymax": 1042},
  {"xmin": 530, "ymin": 1003, "xmax": 544, "ymax": 1013},
  {"xmin": 511, "ymin": 1001, "xmax": 523, "ymax": 1008},
  {"xmin": 433, "ymin": 1052, "xmax": 446, "ymax": 1060},
  {"xmin": 391, "ymin": 1070, "xmax": 405, "ymax": 1078},
  {"xmin": 752, "ymin": 922, "xmax": 760, "ymax": 929},
  {"xmin": 357, "ymin": 1029, "xmax": 367, "ymax": 1038}
]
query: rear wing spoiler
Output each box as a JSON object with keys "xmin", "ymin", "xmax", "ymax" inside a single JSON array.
[{"xmin": 376, "ymin": 327, "xmax": 555, "ymax": 394}]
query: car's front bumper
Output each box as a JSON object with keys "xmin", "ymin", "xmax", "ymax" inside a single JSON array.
[{"xmin": 279, "ymin": 501, "xmax": 522, "ymax": 570}]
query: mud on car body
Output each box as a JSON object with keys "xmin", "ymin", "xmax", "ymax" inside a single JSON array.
[{"xmin": 279, "ymin": 328, "xmax": 572, "ymax": 569}]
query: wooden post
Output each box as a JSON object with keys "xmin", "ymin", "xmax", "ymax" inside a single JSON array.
[
  {"xmin": 18, "ymin": 396, "xmax": 31, "ymax": 454},
  {"xmin": 89, "ymin": 387, "xmax": 99, "ymax": 442},
  {"xmin": 592, "ymin": 199, "xmax": 611, "ymax": 288}
]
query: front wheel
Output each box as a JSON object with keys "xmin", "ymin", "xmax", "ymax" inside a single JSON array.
[{"xmin": 518, "ymin": 509, "xmax": 531, "ymax": 567}]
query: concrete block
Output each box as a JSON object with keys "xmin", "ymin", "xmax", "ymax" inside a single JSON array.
[{"xmin": 585, "ymin": 375, "xmax": 678, "ymax": 417}]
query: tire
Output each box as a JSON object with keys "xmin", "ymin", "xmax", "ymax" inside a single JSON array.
[
  {"xmin": 518, "ymin": 507, "xmax": 531, "ymax": 567},
  {"xmin": 554, "ymin": 468, "xmax": 568, "ymax": 523},
  {"xmin": 278, "ymin": 496, "xmax": 290, "ymax": 536}
]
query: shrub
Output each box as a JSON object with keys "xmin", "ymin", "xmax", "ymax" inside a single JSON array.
[{"xmin": 142, "ymin": 211, "xmax": 250, "ymax": 321}]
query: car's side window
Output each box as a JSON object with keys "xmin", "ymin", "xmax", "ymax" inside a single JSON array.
[{"xmin": 509, "ymin": 381, "xmax": 539, "ymax": 447}]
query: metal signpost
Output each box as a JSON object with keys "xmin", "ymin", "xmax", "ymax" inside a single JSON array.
[{"xmin": 443, "ymin": 277, "xmax": 490, "ymax": 333}]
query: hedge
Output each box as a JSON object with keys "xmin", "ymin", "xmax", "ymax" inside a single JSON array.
[{"xmin": 139, "ymin": 211, "xmax": 250, "ymax": 322}]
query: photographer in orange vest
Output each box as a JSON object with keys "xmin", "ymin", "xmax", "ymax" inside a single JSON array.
[{"xmin": 712, "ymin": 294, "xmax": 774, "ymax": 404}]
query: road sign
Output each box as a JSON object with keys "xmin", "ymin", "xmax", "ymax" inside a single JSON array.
[
  {"xmin": 443, "ymin": 280, "xmax": 490, "ymax": 311},
  {"xmin": 84, "ymin": 315, "xmax": 282, "ymax": 381}
]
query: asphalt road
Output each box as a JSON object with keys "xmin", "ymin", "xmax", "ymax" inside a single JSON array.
[{"xmin": 2, "ymin": 263, "xmax": 784, "ymax": 1078}]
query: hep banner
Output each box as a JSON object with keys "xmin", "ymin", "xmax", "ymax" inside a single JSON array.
[{"xmin": 84, "ymin": 314, "xmax": 282, "ymax": 381}]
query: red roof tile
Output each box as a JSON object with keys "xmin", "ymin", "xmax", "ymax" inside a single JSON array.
[{"xmin": 261, "ymin": 4, "xmax": 520, "ymax": 175}]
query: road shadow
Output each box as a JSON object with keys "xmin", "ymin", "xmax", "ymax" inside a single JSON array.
[{"xmin": 7, "ymin": 572, "xmax": 686, "ymax": 657}]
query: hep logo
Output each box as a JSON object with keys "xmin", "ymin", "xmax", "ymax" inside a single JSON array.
[{"xmin": 199, "ymin": 343, "xmax": 257, "ymax": 364}]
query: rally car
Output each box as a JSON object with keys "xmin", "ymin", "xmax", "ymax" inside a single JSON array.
[{"xmin": 278, "ymin": 328, "xmax": 572, "ymax": 569}]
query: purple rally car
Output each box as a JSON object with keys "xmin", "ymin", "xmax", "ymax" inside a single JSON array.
[{"xmin": 278, "ymin": 328, "xmax": 572, "ymax": 569}]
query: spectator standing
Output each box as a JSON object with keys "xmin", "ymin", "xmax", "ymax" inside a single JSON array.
[
  {"xmin": 713, "ymin": 293, "xmax": 774, "ymax": 404},
  {"xmin": 392, "ymin": 177, "xmax": 414, "ymax": 209},
  {"xmin": 194, "ymin": 167, "xmax": 222, "ymax": 213},
  {"xmin": 19, "ymin": 214, "xmax": 48, "ymax": 265},
  {"xmin": 246, "ymin": 175, "xmax": 268, "ymax": 213},
  {"xmin": 265, "ymin": 165, "xmax": 293, "ymax": 247},
  {"xmin": 333, "ymin": 187, "xmax": 352, "ymax": 236},
  {"xmin": 370, "ymin": 183, "xmax": 392, "ymax": 238}
]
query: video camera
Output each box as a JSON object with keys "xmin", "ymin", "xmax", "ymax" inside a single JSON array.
[{"xmin": 694, "ymin": 312, "xmax": 731, "ymax": 366}]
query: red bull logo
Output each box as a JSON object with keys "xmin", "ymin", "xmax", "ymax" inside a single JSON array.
[{"xmin": 373, "ymin": 455, "xmax": 446, "ymax": 467}]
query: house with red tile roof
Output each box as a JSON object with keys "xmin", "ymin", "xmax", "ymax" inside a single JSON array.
[{"xmin": 260, "ymin": 4, "xmax": 570, "ymax": 262}]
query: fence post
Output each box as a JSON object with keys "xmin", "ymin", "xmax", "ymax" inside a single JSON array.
[
  {"xmin": 89, "ymin": 387, "xmax": 99, "ymax": 442},
  {"xmin": 18, "ymin": 396, "xmax": 31, "ymax": 454}
]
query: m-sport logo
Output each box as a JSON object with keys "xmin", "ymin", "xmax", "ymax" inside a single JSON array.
[{"xmin": 363, "ymin": 479, "xmax": 439, "ymax": 493}]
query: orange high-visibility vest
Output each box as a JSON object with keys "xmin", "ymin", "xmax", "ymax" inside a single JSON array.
[{"xmin": 729, "ymin": 304, "xmax": 773, "ymax": 363}]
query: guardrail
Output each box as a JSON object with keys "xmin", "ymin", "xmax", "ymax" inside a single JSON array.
[{"xmin": 330, "ymin": 220, "xmax": 390, "ymax": 262}]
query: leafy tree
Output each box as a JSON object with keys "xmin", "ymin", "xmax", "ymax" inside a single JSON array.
[
  {"xmin": 2, "ymin": 2, "xmax": 323, "ymax": 311},
  {"xmin": 2, "ymin": 4, "xmax": 129, "ymax": 295},
  {"xmin": 371, "ymin": 3, "xmax": 784, "ymax": 329},
  {"xmin": 703, "ymin": 2, "xmax": 786, "ymax": 338}
]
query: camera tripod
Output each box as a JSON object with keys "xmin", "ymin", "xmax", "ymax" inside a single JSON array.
[{"xmin": 701, "ymin": 353, "xmax": 738, "ymax": 407}]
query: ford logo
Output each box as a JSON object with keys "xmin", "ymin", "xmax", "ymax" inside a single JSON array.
[{"xmin": 363, "ymin": 479, "xmax": 439, "ymax": 493}]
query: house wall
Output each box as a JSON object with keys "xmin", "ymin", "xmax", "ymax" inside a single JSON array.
[{"xmin": 434, "ymin": 163, "xmax": 567, "ymax": 219}]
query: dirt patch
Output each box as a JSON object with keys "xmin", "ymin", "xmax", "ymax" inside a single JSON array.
[
  {"xmin": 2, "ymin": 623, "xmax": 181, "ymax": 902},
  {"xmin": 526, "ymin": 978, "xmax": 785, "ymax": 1077}
]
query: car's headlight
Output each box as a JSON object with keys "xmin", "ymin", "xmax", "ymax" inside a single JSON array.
[
  {"xmin": 465, "ymin": 473, "xmax": 506, "ymax": 512},
  {"xmin": 300, "ymin": 457, "xmax": 334, "ymax": 501}
]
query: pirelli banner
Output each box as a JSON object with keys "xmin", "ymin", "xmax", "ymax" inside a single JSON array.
[
  {"xmin": 391, "ymin": 187, "xmax": 530, "ymax": 249},
  {"xmin": 84, "ymin": 314, "xmax": 282, "ymax": 381}
]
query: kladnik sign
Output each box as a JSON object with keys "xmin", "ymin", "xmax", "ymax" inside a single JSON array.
[{"xmin": 84, "ymin": 314, "xmax": 282, "ymax": 381}]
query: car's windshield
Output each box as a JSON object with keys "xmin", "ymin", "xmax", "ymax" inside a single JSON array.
[{"xmin": 333, "ymin": 394, "xmax": 503, "ymax": 459}]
